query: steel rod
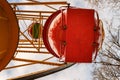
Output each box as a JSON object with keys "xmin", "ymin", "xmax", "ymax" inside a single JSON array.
[
  {"xmin": 13, "ymin": 58, "xmax": 64, "ymax": 66},
  {"xmin": 16, "ymin": 50, "xmax": 49, "ymax": 54},
  {"xmin": 4, "ymin": 63, "xmax": 36, "ymax": 70},
  {"xmin": 18, "ymin": 46, "xmax": 45, "ymax": 48},
  {"xmin": 16, "ymin": 14, "xmax": 49, "ymax": 17},
  {"xmin": 15, "ymin": 10, "xmax": 54, "ymax": 13},
  {"xmin": 10, "ymin": 2, "xmax": 68, "ymax": 5}
]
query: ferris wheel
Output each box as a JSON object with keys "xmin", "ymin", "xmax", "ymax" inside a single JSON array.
[{"xmin": 0, "ymin": 0, "xmax": 104, "ymax": 79}]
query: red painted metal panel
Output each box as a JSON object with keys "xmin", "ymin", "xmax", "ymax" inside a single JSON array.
[
  {"xmin": 65, "ymin": 8, "xmax": 95, "ymax": 62},
  {"xmin": 43, "ymin": 10, "xmax": 61, "ymax": 58}
]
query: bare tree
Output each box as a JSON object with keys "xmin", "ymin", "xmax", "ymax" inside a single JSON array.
[
  {"xmin": 93, "ymin": 28, "xmax": 120, "ymax": 80},
  {"xmin": 86, "ymin": 0, "xmax": 120, "ymax": 80}
]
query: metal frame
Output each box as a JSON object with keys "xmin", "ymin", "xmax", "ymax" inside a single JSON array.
[{"xmin": 1, "ymin": 0, "xmax": 74, "ymax": 79}]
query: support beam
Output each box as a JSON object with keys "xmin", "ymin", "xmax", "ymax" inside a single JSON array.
[
  {"xmin": 17, "ymin": 16, "xmax": 47, "ymax": 20},
  {"xmin": 19, "ymin": 39, "xmax": 43, "ymax": 42},
  {"xmin": 16, "ymin": 14, "xmax": 49, "ymax": 17},
  {"xmin": 18, "ymin": 46, "xmax": 45, "ymax": 48},
  {"xmin": 16, "ymin": 50, "xmax": 50, "ymax": 54},
  {"xmin": 19, "ymin": 31, "xmax": 39, "ymax": 51},
  {"xmin": 10, "ymin": 2, "xmax": 68, "ymax": 5},
  {"xmin": 17, "ymin": 18, "xmax": 47, "ymax": 20},
  {"xmin": 4, "ymin": 63, "xmax": 36, "ymax": 70},
  {"xmin": 5, "ymin": 56, "xmax": 54, "ymax": 70},
  {"xmin": 15, "ymin": 10, "xmax": 54, "ymax": 13},
  {"xmin": 13, "ymin": 58, "xmax": 64, "ymax": 66}
]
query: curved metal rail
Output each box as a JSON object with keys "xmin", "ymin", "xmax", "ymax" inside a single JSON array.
[{"xmin": 8, "ymin": 63, "xmax": 74, "ymax": 80}]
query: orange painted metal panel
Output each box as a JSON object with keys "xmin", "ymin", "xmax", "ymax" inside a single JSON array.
[{"xmin": 0, "ymin": 0, "xmax": 19, "ymax": 71}]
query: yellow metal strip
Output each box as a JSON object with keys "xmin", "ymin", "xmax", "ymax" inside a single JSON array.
[{"xmin": 13, "ymin": 58, "xmax": 64, "ymax": 66}]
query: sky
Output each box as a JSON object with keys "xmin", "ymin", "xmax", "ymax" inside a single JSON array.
[{"xmin": 1, "ymin": 0, "xmax": 119, "ymax": 80}]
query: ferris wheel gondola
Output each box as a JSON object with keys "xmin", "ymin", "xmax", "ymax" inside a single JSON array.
[
  {"xmin": 0, "ymin": 0, "xmax": 19, "ymax": 71},
  {"xmin": 28, "ymin": 22, "xmax": 42, "ymax": 41},
  {"xmin": 43, "ymin": 6, "xmax": 105, "ymax": 62}
]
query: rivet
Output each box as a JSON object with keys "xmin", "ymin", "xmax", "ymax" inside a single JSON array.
[
  {"xmin": 62, "ymin": 41, "xmax": 67, "ymax": 46},
  {"xmin": 92, "ymin": 42, "xmax": 98, "ymax": 46},
  {"xmin": 94, "ymin": 26, "xmax": 97, "ymax": 31},
  {"xmin": 62, "ymin": 25, "xmax": 67, "ymax": 30}
]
